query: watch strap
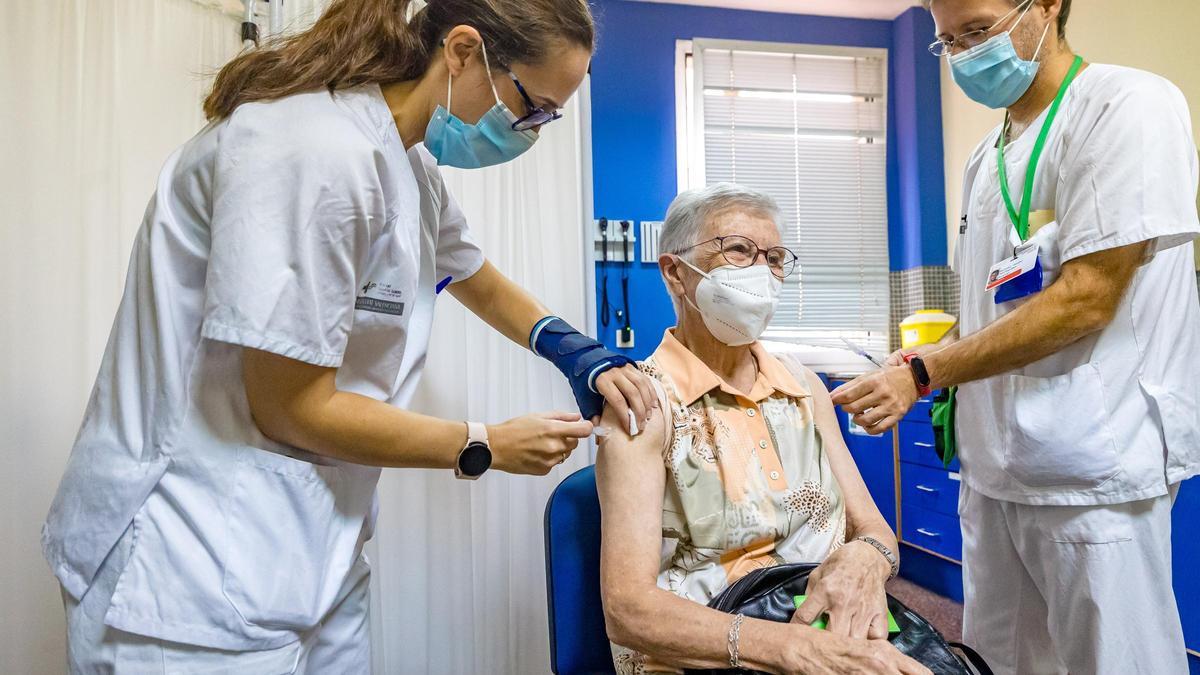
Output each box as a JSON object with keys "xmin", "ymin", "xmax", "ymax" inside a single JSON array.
[
  {"xmin": 466, "ymin": 421, "xmax": 488, "ymax": 447},
  {"xmin": 455, "ymin": 422, "xmax": 491, "ymax": 480},
  {"xmin": 903, "ymin": 353, "xmax": 933, "ymax": 397}
]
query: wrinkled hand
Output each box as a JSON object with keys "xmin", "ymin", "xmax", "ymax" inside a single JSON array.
[
  {"xmin": 783, "ymin": 629, "xmax": 932, "ymax": 675},
  {"xmin": 593, "ymin": 364, "xmax": 658, "ymax": 435},
  {"xmin": 792, "ymin": 541, "xmax": 892, "ymax": 640},
  {"xmin": 488, "ymin": 412, "xmax": 592, "ymax": 475},
  {"xmin": 830, "ymin": 364, "xmax": 920, "ymax": 435}
]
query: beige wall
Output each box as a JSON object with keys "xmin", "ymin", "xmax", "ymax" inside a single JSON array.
[{"xmin": 940, "ymin": 0, "xmax": 1200, "ymax": 267}]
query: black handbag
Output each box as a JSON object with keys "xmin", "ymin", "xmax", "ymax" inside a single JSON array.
[{"xmin": 684, "ymin": 563, "xmax": 992, "ymax": 675}]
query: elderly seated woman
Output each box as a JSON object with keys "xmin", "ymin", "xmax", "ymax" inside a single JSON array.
[{"xmin": 597, "ymin": 184, "xmax": 930, "ymax": 675}]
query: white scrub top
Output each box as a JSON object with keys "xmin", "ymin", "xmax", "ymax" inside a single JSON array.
[
  {"xmin": 953, "ymin": 64, "xmax": 1200, "ymax": 506},
  {"xmin": 42, "ymin": 84, "xmax": 484, "ymax": 650}
]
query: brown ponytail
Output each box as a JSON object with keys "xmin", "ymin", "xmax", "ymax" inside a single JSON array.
[{"xmin": 203, "ymin": 0, "xmax": 595, "ymax": 120}]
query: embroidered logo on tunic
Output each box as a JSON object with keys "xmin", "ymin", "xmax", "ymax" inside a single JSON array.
[{"xmin": 355, "ymin": 280, "xmax": 406, "ymax": 316}]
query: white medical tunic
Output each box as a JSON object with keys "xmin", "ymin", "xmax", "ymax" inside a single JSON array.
[
  {"xmin": 42, "ymin": 84, "xmax": 484, "ymax": 650},
  {"xmin": 953, "ymin": 64, "xmax": 1200, "ymax": 506}
]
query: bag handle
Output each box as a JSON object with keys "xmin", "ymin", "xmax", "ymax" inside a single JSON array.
[{"xmin": 949, "ymin": 642, "xmax": 994, "ymax": 675}]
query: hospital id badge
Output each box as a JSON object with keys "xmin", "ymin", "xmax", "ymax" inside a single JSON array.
[{"xmin": 986, "ymin": 243, "xmax": 1043, "ymax": 304}]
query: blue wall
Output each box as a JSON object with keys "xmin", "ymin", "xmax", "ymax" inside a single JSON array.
[
  {"xmin": 590, "ymin": 1, "xmax": 947, "ymax": 358},
  {"xmin": 889, "ymin": 8, "xmax": 949, "ymax": 270}
]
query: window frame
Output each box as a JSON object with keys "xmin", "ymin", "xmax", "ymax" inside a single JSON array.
[{"xmin": 675, "ymin": 38, "xmax": 892, "ymax": 353}]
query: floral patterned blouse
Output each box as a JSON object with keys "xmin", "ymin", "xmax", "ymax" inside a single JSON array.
[{"xmin": 612, "ymin": 330, "xmax": 847, "ymax": 675}]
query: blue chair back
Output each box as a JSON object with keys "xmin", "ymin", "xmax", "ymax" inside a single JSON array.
[{"xmin": 544, "ymin": 465, "xmax": 616, "ymax": 675}]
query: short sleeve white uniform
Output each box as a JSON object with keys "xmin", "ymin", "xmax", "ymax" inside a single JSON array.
[
  {"xmin": 953, "ymin": 64, "xmax": 1200, "ymax": 506},
  {"xmin": 42, "ymin": 84, "xmax": 484, "ymax": 651},
  {"xmin": 952, "ymin": 64, "xmax": 1199, "ymax": 675}
]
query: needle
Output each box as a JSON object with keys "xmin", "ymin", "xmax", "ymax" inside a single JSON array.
[{"xmin": 840, "ymin": 337, "xmax": 883, "ymax": 368}]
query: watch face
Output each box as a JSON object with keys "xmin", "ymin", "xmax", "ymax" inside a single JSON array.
[
  {"xmin": 459, "ymin": 442, "xmax": 492, "ymax": 477},
  {"xmin": 911, "ymin": 357, "xmax": 931, "ymax": 386}
]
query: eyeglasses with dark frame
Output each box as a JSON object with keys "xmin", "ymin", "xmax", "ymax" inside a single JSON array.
[
  {"xmin": 503, "ymin": 68, "xmax": 564, "ymax": 132},
  {"xmin": 674, "ymin": 235, "xmax": 799, "ymax": 280}
]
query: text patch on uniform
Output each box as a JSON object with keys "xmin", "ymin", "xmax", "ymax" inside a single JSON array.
[{"xmin": 355, "ymin": 281, "xmax": 405, "ymax": 316}]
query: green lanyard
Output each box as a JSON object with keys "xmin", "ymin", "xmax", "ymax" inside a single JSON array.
[{"xmin": 997, "ymin": 55, "xmax": 1084, "ymax": 243}]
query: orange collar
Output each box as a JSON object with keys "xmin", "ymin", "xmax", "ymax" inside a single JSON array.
[{"xmin": 650, "ymin": 329, "xmax": 807, "ymax": 406}]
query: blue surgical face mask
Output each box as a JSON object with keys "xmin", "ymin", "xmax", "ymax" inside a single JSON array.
[
  {"xmin": 948, "ymin": 2, "xmax": 1052, "ymax": 109},
  {"xmin": 425, "ymin": 41, "xmax": 539, "ymax": 169}
]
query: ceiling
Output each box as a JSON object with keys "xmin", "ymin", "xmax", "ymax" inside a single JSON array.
[{"xmin": 622, "ymin": 0, "xmax": 923, "ymax": 20}]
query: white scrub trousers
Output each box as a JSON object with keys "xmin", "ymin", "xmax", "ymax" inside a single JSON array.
[
  {"xmin": 62, "ymin": 526, "xmax": 372, "ymax": 674},
  {"xmin": 959, "ymin": 483, "xmax": 1188, "ymax": 675}
]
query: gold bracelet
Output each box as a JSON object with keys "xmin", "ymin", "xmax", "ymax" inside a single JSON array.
[{"xmin": 727, "ymin": 613, "xmax": 746, "ymax": 668}]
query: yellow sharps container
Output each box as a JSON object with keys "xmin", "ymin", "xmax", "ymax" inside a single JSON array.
[{"xmin": 900, "ymin": 310, "xmax": 956, "ymax": 349}]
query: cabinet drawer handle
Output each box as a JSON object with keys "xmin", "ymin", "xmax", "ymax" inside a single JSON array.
[
  {"xmin": 916, "ymin": 528, "xmax": 941, "ymax": 538},
  {"xmin": 915, "ymin": 485, "xmax": 937, "ymax": 493},
  {"xmin": 914, "ymin": 442, "xmax": 934, "ymax": 448}
]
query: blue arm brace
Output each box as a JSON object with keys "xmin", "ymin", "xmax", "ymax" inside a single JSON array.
[{"xmin": 530, "ymin": 317, "xmax": 634, "ymax": 420}]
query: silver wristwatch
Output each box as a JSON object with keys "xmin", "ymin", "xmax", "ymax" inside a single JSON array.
[{"xmin": 855, "ymin": 535, "xmax": 899, "ymax": 580}]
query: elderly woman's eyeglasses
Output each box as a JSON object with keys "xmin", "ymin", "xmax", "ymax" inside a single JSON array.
[
  {"xmin": 927, "ymin": 0, "xmax": 1032, "ymax": 57},
  {"xmin": 674, "ymin": 235, "xmax": 799, "ymax": 280}
]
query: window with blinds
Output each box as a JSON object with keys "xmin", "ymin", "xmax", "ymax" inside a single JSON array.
[{"xmin": 679, "ymin": 39, "xmax": 891, "ymax": 355}]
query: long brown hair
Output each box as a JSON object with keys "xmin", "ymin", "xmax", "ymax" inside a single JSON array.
[{"xmin": 203, "ymin": 0, "xmax": 595, "ymax": 120}]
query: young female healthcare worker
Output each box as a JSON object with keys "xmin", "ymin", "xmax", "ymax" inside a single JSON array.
[{"xmin": 42, "ymin": 0, "xmax": 657, "ymax": 671}]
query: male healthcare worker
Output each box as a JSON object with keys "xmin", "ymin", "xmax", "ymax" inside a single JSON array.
[
  {"xmin": 832, "ymin": 0, "xmax": 1200, "ymax": 672},
  {"xmin": 42, "ymin": 0, "xmax": 658, "ymax": 671}
]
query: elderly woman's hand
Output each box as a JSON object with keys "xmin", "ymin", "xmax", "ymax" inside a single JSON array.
[
  {"xmin": 791, "ymin": 540, "xmax": 893, "ymax": 640},
  {"xmin": 593, "ymin": 364, "xmax": 659, "ymax": 435}
]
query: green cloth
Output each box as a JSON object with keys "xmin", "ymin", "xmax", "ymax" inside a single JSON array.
[
  {"xmin": 931, "ymin": 387, "xmax": 958, "ymax": 468},
  {"xmin": 793, "ymin": 595, "xmax": 901, "ymax": 633}
]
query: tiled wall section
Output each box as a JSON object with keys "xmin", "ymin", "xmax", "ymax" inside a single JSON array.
[
  {"xmin": 888, "ymin": 266, "xmax": 959, "ymax": 352},
  {"xmin": 888, "ymin": 270, "xmax": 1200, "ymax": 351}
]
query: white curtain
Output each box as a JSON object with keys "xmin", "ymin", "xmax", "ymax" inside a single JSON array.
[
  {"xmin": 1, "ymin": 2, "xmax": 240, "ymax": 673},
  {"xmin": 367, "ymin": 87, "xmax": 594, "ymax": 675},
  {"xmin": 1, "ymin": 2, "xmax": 590, "ymax": 674}
]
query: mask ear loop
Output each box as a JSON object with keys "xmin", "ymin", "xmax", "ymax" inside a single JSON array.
[
  {"xmin": 1029, "ymin": 19, "xmax": 1052, "ymax": 62},
  {"xmin": 443, "ymin": 38, "xmax": 502, "ymax": 114},
  {"xmin": 1010, "ymin": 0, "xmax": 1037, "ymax": 32},
  {"xmin": 478, "ymin": 40, "xmax": 503, "ymax": 106},
  {"xmin": 671, "ymin": 254, "xmax": 709, "ymax": 319},
  {"xmin": 676, "ymin": 255, "xmax": 714, "ymax": 281}
]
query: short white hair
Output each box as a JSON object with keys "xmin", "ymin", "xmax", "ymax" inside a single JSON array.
[
  {"xmin": 658, "ymin": 182, "xmax": 782, "ymax": 257},
  {"xmin": 658, "ymin": 183, "xmax": 783, "ymax": 317}
]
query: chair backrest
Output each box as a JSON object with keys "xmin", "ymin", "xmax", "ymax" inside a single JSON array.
[{"xmin": 544, "ymin": 465, "xmax": 616, "ymax": 675}]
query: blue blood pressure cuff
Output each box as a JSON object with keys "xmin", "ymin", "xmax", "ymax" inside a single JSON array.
[{"xmin": 530, "ymin": 316, "xmax": 633, "ymax": 420}]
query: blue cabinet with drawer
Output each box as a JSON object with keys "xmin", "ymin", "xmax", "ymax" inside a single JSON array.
[
  {"xmin": 896, "ymin": 403, "xmax": 960, "ymax": 472},
  {"xmin": 901, "ymin": 462, "xmax": 961, "ymax": 516},
  {"xmin": 902, "ymin": 503, "xmax": 963, "ymax": 561},
  {"xmin": 831, "ymin": 378, "xmax": 896, "ymax": 532},
  {"xmin": 895, "ymin": 393, "xmax": 965, "ymax": 602}
]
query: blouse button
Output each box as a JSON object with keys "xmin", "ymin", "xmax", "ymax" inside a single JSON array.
[
  {"xmin": 759, "ymin": 440, "xmax": 768, "ymax": 449},
  {"xmin": 770, "ymin": 471, "xmax": 780, "ymax": 480},
  {"xmin": 746, "ymin": 408, "xmax": 757, "ymax": 417}
]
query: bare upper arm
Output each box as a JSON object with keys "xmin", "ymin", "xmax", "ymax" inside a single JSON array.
[
  {"xmin": 596, "ymin": 401, "xmax": 670, "ymax": 603},
  {"xmin": 446, "ymin": 260, "xmax": 501, "ymax": 317},
  {"xmin": 1055, "ymin": 240, "xmax": 1149, "ymax": 319},
  {"xmin": 242, "ymin": 347, "xmax": 338, "ymax": 444},
  {"xmin": 800, "ymin": 367, "xmax": 886, "ymax": 537}
]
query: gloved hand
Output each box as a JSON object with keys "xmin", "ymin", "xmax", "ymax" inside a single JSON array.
[{"xmin": 530, "ymin": 317, "xmax": 636, "ymax": 421}]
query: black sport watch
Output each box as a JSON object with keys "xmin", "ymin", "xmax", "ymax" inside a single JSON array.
[
  {"xmin": 904, "ymin": 353, "xmax": 933, "ymax": 397},
  {"xmin": 455, "ymin": 422, "xmax": 492, "ymax": 480}
]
